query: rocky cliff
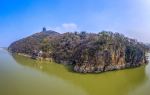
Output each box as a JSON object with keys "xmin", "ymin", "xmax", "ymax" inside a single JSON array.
[{"xmin": 8, "ymin": 29, "xmax": 149, "ymax": 73}]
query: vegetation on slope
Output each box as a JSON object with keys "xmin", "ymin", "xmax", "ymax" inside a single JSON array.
[{"xmin": 9, "ymin": 28, "xmax": 149, "ymax": 73}]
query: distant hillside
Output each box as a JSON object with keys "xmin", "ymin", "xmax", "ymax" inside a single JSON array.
[
  {"xmin": 9, "ymin": 28, "xmax": 60, "ymax": 55},
  {"xmin": 9, "ymin": 28, "xmax": 149, "ymax": 73}
]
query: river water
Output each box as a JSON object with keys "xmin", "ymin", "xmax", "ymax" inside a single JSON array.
[{"xmin": 0, "ymin": 48, "xmax": 150, "ymax": 95}]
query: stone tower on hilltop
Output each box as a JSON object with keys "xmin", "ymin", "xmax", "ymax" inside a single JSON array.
[{"xmin": 42, "ymin": 27, "xmax": 46, "ymax": 32}]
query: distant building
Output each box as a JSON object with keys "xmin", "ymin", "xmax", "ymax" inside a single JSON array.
[
  {"xmin": 38, "ymin": 50, "xmax": 43, "ymax": 57},
  {"xmin": 42, "ymin": 27, "xmax": 46, "ymax": 32}
]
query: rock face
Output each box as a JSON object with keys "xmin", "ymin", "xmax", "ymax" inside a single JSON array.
[{"xmin": 8, "ymin": 29, "xmax": 149, "ymax": 73}]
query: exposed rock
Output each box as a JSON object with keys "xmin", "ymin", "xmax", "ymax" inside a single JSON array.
[{"xmin": 8, "ymin": 29, "xmax": 150, "ymax": 73}]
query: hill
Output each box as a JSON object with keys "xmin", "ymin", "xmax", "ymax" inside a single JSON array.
[{"xmin": 9, "ymin": 28, "xmax": 149, "ymax": 73}]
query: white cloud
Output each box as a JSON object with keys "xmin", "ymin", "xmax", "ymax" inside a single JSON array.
[
  {"xmin": 62, "ymin": 23, "xmax": 78, "ymax": 32},
  {"xmin": 49, "ymin": 23, "xmax": 79, "ymax": 33}
]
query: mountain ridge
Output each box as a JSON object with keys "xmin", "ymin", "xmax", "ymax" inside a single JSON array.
[{"xmin": 8, "ymin": 28, "xmax": 150, "ymax": 73}]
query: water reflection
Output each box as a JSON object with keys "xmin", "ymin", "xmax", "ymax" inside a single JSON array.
[
  {"xmin": 128, "ymin": 54, "xmax": 150, "ymax": 95},
  {"xmin": 13, "ymin": 54, "xmax": 150, "ymax": 95},
  {"xmin": 0, "ymin": 49, "xmax": 88, "ymax": 95}
]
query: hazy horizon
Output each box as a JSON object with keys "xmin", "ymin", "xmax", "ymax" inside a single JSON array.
[{"xmin": 1, "ymin": 0, "xmax": 150, "ymax": 47}]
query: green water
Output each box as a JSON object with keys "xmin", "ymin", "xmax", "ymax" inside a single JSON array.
[{"xmin": 0, "ymin": 48, "xmax": 150, "ymax": 95}]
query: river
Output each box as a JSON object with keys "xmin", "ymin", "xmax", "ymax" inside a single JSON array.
[{"xmin": 0, "ymin": 48, "xmax": 150, "ymax": 95}]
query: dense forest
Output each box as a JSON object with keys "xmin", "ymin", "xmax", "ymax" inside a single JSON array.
[{"xmin": 9, "ymin": 28, "xmax": 150, "ymax": 73}]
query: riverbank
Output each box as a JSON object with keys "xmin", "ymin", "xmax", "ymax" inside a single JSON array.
[
  {"xmin": 13, "ymin": 51, "xmax": 148, "ymax": 74},
  {"xmin": 12, "ymin": 52, "xmax": 53, "ymax": 62}
]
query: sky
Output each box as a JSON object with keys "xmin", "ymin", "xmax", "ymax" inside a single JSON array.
[{"xmin": 0, "ymin": 0, "xmax": 150, "ymax": 47}]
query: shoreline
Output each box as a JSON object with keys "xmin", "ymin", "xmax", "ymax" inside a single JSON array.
[{"xmin": 13, "ymin": 52, "xmax": 149, "ymax": 74}]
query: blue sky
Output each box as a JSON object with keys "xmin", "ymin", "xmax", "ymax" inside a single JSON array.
[{"xmin": 0, "ymin": 0, "xmax": 150, "ymax": 47}]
